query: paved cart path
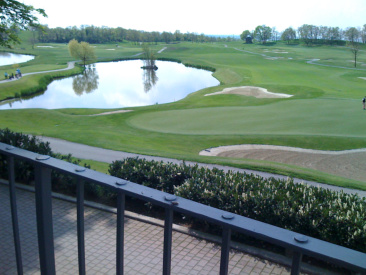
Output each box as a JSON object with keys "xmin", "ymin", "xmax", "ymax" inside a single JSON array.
[
  {"xmin": 0, "ymin": 61, "xmax": 76, "ymax": 84},
  {"xmin": 38, "ymin": 136, "xmax": 366, "ymax": 198}
]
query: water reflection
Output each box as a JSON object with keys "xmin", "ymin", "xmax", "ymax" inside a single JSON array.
[
  {"xmin": 0, "ymin": 52, "xmax": 34, "ymax": 66},
  {"xmin": 72, "ymin": 65, "xmax": 99, "ymax": 95},
  {"xmin": 142, "ymin": 68, "xmax": 158, "ymax": 93},
  {"xmin": 0, "ymin": 60, "xmax": 219, "ymax": 109}
]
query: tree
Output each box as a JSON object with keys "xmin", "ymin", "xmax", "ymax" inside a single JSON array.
[
  {"xmin": 360, "ymin": 24, "xmax": 366, "ymax": 44},
  {"xmin": 72, "ymin": 65, "xmax": 99, "ymax": 95},
  {"xmin": 345, "ymin": 27, "xmax": 360, "ymax": 67},
  {"xmin": 240, "ymin": 30, "xmax": 251, "ymax": 41},
  {"xmin": 141, "ymin": 43, "xmax": 157, "ymax": 70},
  {"xmin": 298, "ymin": 24, "xmax": 313, "ymax": 45},
  {"xmin": 281, "ymin": 27, "xmax": 296, "ymax": 44},
  {"xmin": 68, "ymin": 39, "xmax": 96, "ymax": 67},
  {"xmin": 0, "ymin": 0, "xmax": 46, "ymax": 47},
  {"xmin": 272, "ymin": 27, "xmax": 279, "ymax": 42},
  {"xmin": 254, "ymin": 25, "xmax": 272, "ymax": 44},
  {"xmin": 28, "ymin": 25, "xmax": 41, "ymax": 49}
]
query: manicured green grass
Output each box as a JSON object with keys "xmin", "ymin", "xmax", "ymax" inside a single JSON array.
[
  {"xmin": 129, "ymin": 99, "xmax": 366, "ymax": 137},
  {"xmin": 1, "ymin": 37, "xmax": 366, "ymax": 190}
]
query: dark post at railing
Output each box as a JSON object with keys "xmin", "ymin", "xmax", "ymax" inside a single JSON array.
[
  {"xmin": 7, "ymin": 153, "xmax": 23, "ymax": 275},
  {"xmin": 220, "ymin": 227, "xmax": 231, "ymax": 275},
  {"xmin": 163, "ymin": 197, "xmax": 174, "ymax": 275},
  {"xmin": 34, "ymin": 159, "xmax": 56, "ymax": 275},
  {"xmin": 76, "ymin": 178, "xmax": 86, "ymax": 275},
  {"xmin": 291, "ymin": 251, "xmax": 303, "ymax": 275},
  {"xmin": 1, "ymin": 142, "xmax": 366, "ymax": 275},
  {"xmin": 116, "ymin": 189, "xmax": 126, "ymax": 275}
]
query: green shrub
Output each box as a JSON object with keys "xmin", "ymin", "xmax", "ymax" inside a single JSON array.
[
  {"xmin": 0, "ymin": 128, "xmax": 91, "ymax": 195},
  {"xmin": 109, "ymin": 157, "xmax": 366, "ymax": 253}
]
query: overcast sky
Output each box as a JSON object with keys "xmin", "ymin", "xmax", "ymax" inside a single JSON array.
[{"xmin": 24, "ymin": 0, "xmax": 366, "ymax": 35}]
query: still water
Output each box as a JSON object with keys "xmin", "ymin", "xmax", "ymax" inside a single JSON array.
[
  {"xmin": 0, "ymin": 60, "xmax": 219, "ymax": 109},
  {"xmin": 0, "ymin": 52, "xmax": 34, "ymax": 66}
]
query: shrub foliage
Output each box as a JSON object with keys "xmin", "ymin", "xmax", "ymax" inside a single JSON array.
[
  {"xmin": 109, "ymin": 157, "xmax": 366, "ymax": 253},
  {"xmin": 0, "ymin": 128, "xmax": 102, "ymax": 197}
]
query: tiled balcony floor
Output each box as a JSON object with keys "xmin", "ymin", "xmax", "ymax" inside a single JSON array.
[{"xmin": 0, "ymin": 184, "xmax": 291, "ymax": 274}]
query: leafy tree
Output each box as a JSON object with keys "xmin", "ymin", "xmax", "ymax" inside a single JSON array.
[
  {"xmin": 240, "ymin": 30, "xmax": 251, "ymax": 41},
  {"xmin": 141, "ymin": 43, "xmax": 157, "ymax": 70},
  {"xmin": 272, "ymin": 27, "xmax": 279, "ymax": 41},
  {"xmin": 72, "ymin": 65, "xmax": 99, "ymax": 95},
  {"xmin": 297, "ymin": 24, "xmax": 319, "ymax": 45},
  {"xmin": 0, "ymin": 0, "xmax": 46, "ymax": 47},
  {"xmin": 281, "ymin": 27, "xmax": 296, "ymax": 44},
  {"xmin": 328, "ymin": 27, "xmax": 341, "ymax": 44},
  {"xmin": 28, "ymin": 25, "xmax": 41, "ymax": 49},
  {"xmin": 68, "ymin": 39, "xmax": 96, "ymax": 67},
  {"xmin": 254, "ymin": 25, "xmax": 272, "ymax": 44},
  {"xmin": 345, "ymin": 27, "xmax": 361, "ymax": 67},
  {"xmin": 360, "ymin": 24, "xmax": 366, "ymax": 44}
]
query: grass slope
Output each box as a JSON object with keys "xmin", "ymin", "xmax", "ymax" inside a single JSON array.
[{"xmin": 0, "ymin": 37, "xmax": 366, "ymax": 189}]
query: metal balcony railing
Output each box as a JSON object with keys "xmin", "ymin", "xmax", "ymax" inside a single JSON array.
[{"xmin": 1, "ymin": 141, "xmax": 365, "ymax": 275}]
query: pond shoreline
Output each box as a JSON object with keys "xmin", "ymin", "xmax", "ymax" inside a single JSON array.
[{"xmin": 0, "ymin": 59, "xmax": 219, "ymax": 110}]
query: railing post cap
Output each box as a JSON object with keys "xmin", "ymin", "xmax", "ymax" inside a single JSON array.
[
  {"xmin": 116, "ymin": 180, "xmax": 127, "ymax": 186},
  {"xmin": 222, "ymin": 213, "xmax": 234, "ymax": 220},
  {"xmin": 165, "ymin": 195, "xmax": 177, "ymax": 201},
  {"xmin": 294, "ymin": 235, "xmax": 308, "ymax": 243},
  {"xmin": 75, "ymin": 166, "xmax": 86, "ymax": 172},
  {"xmin": 36, "ymin": 155, "xmax": 51, "ymax": 161}
]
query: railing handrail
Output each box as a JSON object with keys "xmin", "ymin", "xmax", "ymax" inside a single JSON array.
[{"xmin": 1, "ymin": 141, "xmax": 365, "ymax": 274}]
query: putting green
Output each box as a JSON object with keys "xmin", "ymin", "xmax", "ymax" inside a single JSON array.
[{"xmin": 128, "ymin": 98, "xmax": 366, "ymax": 137}]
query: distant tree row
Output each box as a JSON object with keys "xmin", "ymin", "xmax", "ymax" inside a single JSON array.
[
  {"xmin": 241, "ymin": 24, "xmax": 366, "ymax": 46},
  {"xmin": 35, "ymin": 25, "xmax": 236, "ymax": 44}
]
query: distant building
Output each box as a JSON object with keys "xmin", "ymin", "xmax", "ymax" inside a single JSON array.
[{"xmin": 246, "ymin": 35, "xmax": 253, "ymax": 44}]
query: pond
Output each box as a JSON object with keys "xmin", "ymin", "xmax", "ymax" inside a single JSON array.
[
  {"xmin": 0, "ymin": 60, "xmax": 219, "ymax": 109},
  {"xmin": 0, "ymin": 52, "xmax": 34, "ymax": 66}
]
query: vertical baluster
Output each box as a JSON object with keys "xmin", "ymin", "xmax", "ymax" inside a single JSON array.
[
  {"xmin": 116, "ymin": 190, "xmax": 125, "ymax": 275},
  {"xmin": 220, "ymin": 227, "xmax": 231, "ymax": 275},
  {"xmin": 291, "ymin": 251, "xmax": 302, "ymax": 275},
  {"xmin": 34, "ymin": 164, "xmax": 55, "ymax": 275},
  {"xmin": 163, "ymin": 208, "xmax": 173, "ymax": 275},
  {"xmin": 77, "ymin": 179, "xmax": 85, "ymax": 275},
  {"xmin": 7, "ymin": 156, "xmax": 23, "ymax": 275}
]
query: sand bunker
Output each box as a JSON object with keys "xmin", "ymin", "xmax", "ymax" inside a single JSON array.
[
  {"xmin": 205, "ymin": 86, "xmax": 293, "ymax": 98},
  {"xmin": 87, "ymin": 110, "xmax": 133, "ymax": 116},
  {"xmin": 200, "ymin": 145, "xmax": 366, "ymax": 182}
]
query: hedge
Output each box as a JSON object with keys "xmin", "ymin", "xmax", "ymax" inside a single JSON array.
[
  {"xmin": 0, "ymin": 128, "xmax": 109, "ymax": 198},
  {"xmin": 109, "ymin": 157, "xmax": 366, "ymax": 253}
]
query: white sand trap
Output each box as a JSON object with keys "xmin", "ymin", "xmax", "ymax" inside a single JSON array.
[
  {"xmin": 37, "ymin": 46, "xmax": 55, "ymax": 48},
  {"xmin": 87, "ymin": 110, "xmax": 133, "ymax": 116},
  {"xmin": 106, "ymin": 49, "xmax": 116, "ymax": 51},
  {"xmin": 200, "ymin": 145, "xmax": 366, "ymax": 182},
  {"xmin": 205, "ymin": 86, "xmax": 293, "ymax": 98},
  {"xmin": 358, "ymin": 77, "xmax": 366, "ymax": 80}
]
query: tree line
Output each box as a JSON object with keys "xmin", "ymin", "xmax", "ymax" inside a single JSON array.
[
  {"xmin": 35, "ymin": 25, "xmax": 236, "ymax": 44},
  {"xmin": 241, "ymin": 24, "xmax": 366, "ymax": 46}
]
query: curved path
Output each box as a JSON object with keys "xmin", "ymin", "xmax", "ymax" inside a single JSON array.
[
  {"xmin": 0, "ymin": 61, "xmax": 76, "ymax": 84},
  {"xmin": 38, "ymin": 136, "xmax": 366, "ymax": 198}
]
